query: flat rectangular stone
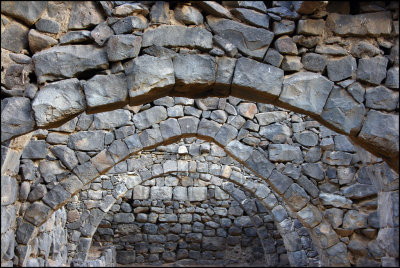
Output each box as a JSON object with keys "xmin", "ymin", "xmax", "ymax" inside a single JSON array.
[{"xmin": 268, "ymin": 170, "xmax": 293, "ymax": 195}]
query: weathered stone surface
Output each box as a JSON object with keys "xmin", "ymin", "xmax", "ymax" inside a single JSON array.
[
  {"xmin": 107, "ymin": 35, "xmax": 141, "ymax": 62},
  {"xmin": 385, "ymin": 67, "xmax": 399, "ymax": 89},
  {"xmin": 298, "ymin": 204, "xmax": 322, "ymax": 228},
  {"xmin": 297, "ymin": 19, "xmax": 325, "ymax": 35},
  {"xmin": 174, "ymin": 5, "xmax": 203, "ymax": 25},
  {"xmin": 108, "ymin": 139, "xmax": 129, "ymax": 163},
  {"xmin": 315, "ymin": 45, "xmax": 347, "ymax": 56},
  {"xmin": 1, "ymin": 1, "xmax": 47, "ymax": 26},
  {"xmin": 377, "ymin": 228, "xmax": 399, "ymax": 257},
  {"xmin": 263, "ymin": 48, "xmax": 283, "ymax": 67},
  {"xmin": 326, "ymin": 11, "xmax": 392, "ymax": 36},
  {"xmin": 280, "ymin": 72, "xmax": 333, "ymax": 115},
  {"xmin": 173, "ymin": 54, "xmax": 216, "ymax": 93},
  {"xmin": 60, "ymin": 175, "xmax": 83, "ymax": 195},
  {"xmin": 245, "ymin": 149, "xmax": 275, "ymax": 179},
  {"xmin": 94, "ymin": 109, "xmax": 131, "ymax": 130},
  {"xmin": 160, "ymin": 118, "xmax": 181, "ymax": 141},
  {"xmin": 214, "ymin": 124, "xmax": 238, "ymax": 146},
  {"xmin": 326, "ymin": 56, "xmax": 357, "ymax": 82},
  {"xmin": 260, "ymin": 123, "xmax": 291, "ymax": 143},
  {"xmin": 207, "ymin": 16, "xmax": 274, "ymax": 60},
  {"xmin": 302, "ymin": 163, "xmax": 324, "ymax": 181},
  {"xmin": 112, "ymin": 3, "xmax": 149, "ymax": 17},
  {"xmin": 139, "ymin": 127, "xmax": 163, "ymax": 148},
  {"xmin": 198, "ymin": 118, "xmax": 221, "ymax": 138},
  {"xmin": 1, "ymin": 97, "xmax": 35, "ymax": 142},
  {"xmin": 321, "ymin": 87, "xmax": 365, "ymax": 135},
  {"xmin": 313, "ymin": 221, "xmax": 339, "ymax": 249},
  {"xmin": 268, "ymin": 170, "xmax": 293, "ymax": 195},
  {"xmin": 213, "ymin": 57, "xmax": 236, "ymax": 95},
  {"xmin": 125, "ymin": 55, "xmax": 174, "ymax": 105},
  {"xmin": 114, "ymin": 213, "xmax": 135, "ymax": 223},
  {"xmin": 59, "ymin": 30, "xmax": 92, "ymax": 45},
  {"xmin": 111, "ymin": 15, "xmax": 148, "ymax": 34},
  {"xmin": 269, "ymin": 144, "xmax": 303, "ymax": 163},
  {"xmin": 281, "ymin": 56, "xmax": 302, "ymax": 71},
  {"xmin": 151, "ymin": 186, "xmax": 172, "ymax": 200},
  {"xmin": 35, "ymin": 18, "xmax": 60, "ymax": 34},
  {"xmin": 68, "ymin": 130, "xmax": 105, "ymax": 151},
  {"xmin": 231, "ymin": 57, "xmax": 283, "ymax": 101},
  {"xmin": 343, "ymin": 210, "xmax": 368, "ymax": 229},
  {"xmin": 32, "ymin": 78, "xmax": 85, "ymax": 127},
  {"xmin": 358, "ymin": 110, "xmax": 399, "ymax": 157},
  {"xmin": 84, "ymin": 73, "xmax": 128, "ymax": 111},
  {"xmin": 32, "ymin": 45, "xmax": 108, "ymax": 83},
  {"xmin": 325, "ymin": 242, "xmax": 349, "ymax": 266},
  {"xmin": 268, "ymin": 6, "xmax": 300, "ymax": 20},
  {"xmin": 284, "ymin": 183, "xmax": 309, "ymax": 211},
  {"xmin": 275, "ymin": 35, "xmax": 298, "ymax": 55},
  {"xmin": 178, "ymin": 116, "xmax": 199, "ymax": 135},
  {"xmin": 142, "ymin": 25, "xmax": 212, "ymax": 50},
  {"xmin": 27, "ymin": 184, "xmax": 47, "ymax": 202},
  {"xmin": 42, "ymin": 184, "xmax": 71, "ymax": 209},
  {"xmin": 322, "ymin": 151, "xmax": 353, "ymax": 166},
  {"xmin": 231, "ymin": 8, "xmax": 269, "ymax": 29},
  {"xmin": 226, "ymin": 140, "xmax": 253, "ymax": 162},
  {"xmin": 365, "ymin": 86, "xmax": 399, "ymax": 111},
  {"xmin": 188, "ymin": 187, "xmax": 207, "ymax": 201},
  {"xmin": 28, "ymin": 29, "xmax": 58, "ymax": 54},
  {"xmin": 319, "ymin": 193, "xmax": 352, "ymax": 208},
  {"xmin": 342, "ymin": 183, "xmax": 377, "ymax": 200},
  {"xmin": 24, "ymin": 202, "xmax": 52, "ymax": 226},
  {"xmin": 302, "ymin": 53, "xmax": 326, "ymax": 72},
  {"xmin": 68, "ymin": 1, "xmax": 105, "ymax": 30},
  {"xmin": 255, "ymin": 111, "xmax": 286, "ymax": 126},
  {"xmin": 347, "ymin": 82, "xmax": 365, "ymax": 104},
  {"xmin": 90, "ymin": 22, "xmax": 114, "ymax": 46},
  {"xmin": 133, "ymin": 106, "xmax": 167, "ymax": 130},
  {"xmin": 1, "ymin": 175, "xmax": 18, "ymax": 206},
  {"xmin": 50, "ymin": 145, "xmax": 78, "ymax": 170},
  {"xmin": 202, "ymin": 236, "xmax": 226, "ymax": 251},
  {"xmin": 196, "ymin": 2, "xmax": 232, "ymax": 19},
  {"xmin": 294, "ymin": 131, "xmax": 318, "ymax": 147},
  {"xmin": 350, "ymin": 41, "xmax": 381, "ymax": 58},
  {"xmin": 150, "ymin": 1, "xmax": 170, "ymax": 24},
  {"xmin": 1, "ymin": 21, "xmax": 29, "ymax": 53},
  {"xmin": 273, "ymin": 19, "xmax": 295, "ymax": 36},
  {"xmin": 357, "ymin": 56, "xmax": 388, "ymax": 85}
]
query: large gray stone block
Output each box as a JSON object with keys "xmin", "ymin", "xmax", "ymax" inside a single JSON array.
[
  {"xmin": 32, "ymin": 45, "xmax": 108, "ymax": 83},
  {"xmin": 357, "ymin": 56, "xmax": 388, "ymax": 85},
  {"xmin": 207, "ymin": 16, "xmax": 274, "ymax": 60},
  {"xmin": 24, "ymin": 202, "xmax": 52, "ymax": 226},
  {"xmin": 125, "ymin": 55, "xmax": 174, "ymax": 105},
  {"xmin": 279, "ymin": 72, "xmax": 333, "ymax": 115},
  {"xmin": 94, "ymin": 109, "xmax": 131, "ymax": 130},
  {"xmin": 231, "ymin": 57, "xmax": 283, "ymax": 101},
  {"xmin": 68, "ymin": 130, "xmax": 105, "ymax": 151},
  {"xmin": 32, "ymin": 78, "xmax": 85, "ymax": 128},
  {"xmin": 107, "ymin": 35, "xmax": 142, "ymax": 62},
  {"xmin": 132, "ymin": 106, "xmax": 167, "ymax": 130},
  {"xmin": 142, "ymin": 25, "xmax": 212, "ymax": 50},
  {"xmin": 1, "ymin": 1, "xmax": 47, "ymax": 26},
  {"xmin": 269, "ymin": 144, "xmax": 303, "ymax": 163},
  {"xmin": 365, "ymin": 86, "xmax": 399, "ymax": 111}
]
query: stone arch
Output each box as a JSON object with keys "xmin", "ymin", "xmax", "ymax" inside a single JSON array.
[{"xmin": 68, "ymin": 169, "xmax": 315, "ymax": 267}]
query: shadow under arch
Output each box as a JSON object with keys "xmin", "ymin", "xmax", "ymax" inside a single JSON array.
[{"xmin": 70, "ymin": 169, "xmax": 316, "ymax": 267}]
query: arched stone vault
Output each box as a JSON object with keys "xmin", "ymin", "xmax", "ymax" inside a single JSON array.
[
  {"xmin": 1, "ymin": 1, "xmax": 399, "ymax": 267},
  {"xmin": 67, "ymin": 159, "xmax": 317, "ymax": 266}
]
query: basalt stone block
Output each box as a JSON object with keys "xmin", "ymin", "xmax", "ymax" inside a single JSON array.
[
  {"xmin": 214, "ymin": 57, "xmax": 236, "ymax": 96},
  {"xmin": 42, "ymin": 184, "xmax": 71, "ymax": 209},
  {"xmin": 226, "ymin": 140, "xmax": 253, "ymax": 162},
  {"xmin": 32, "ymin": 78, "xmax": 85, "ymax": 128},
  {"xmin": 207, "ymin": 16, "xmax": 274, "ymax": 60},
  {"xmin": 132, "ymin": 106, "xmax": 167, "ymax": 130},
  {"xmin": 59, "ymin": 30, "xmax": 92, "ymax": 45},
  {"xmin": 322, "ymin": 151, "xmax": 353, "ymax": 166},
  {"xmin": 32, "ymin": 45, "xmax": 108, "ymax": 83},
  {"xmin": 50, "ymin": 145, "xmax": 78, "ymax": 170},
  {"xmin": 319, "ymin": 193, "xmax": 352, "ymax": 208},
  {"xmin": 91, "ymin": 22, "xmax": 114, "ymax": 46},
  {"xmin": 342, "ymin": 183, "xmax": 377, "ymax": 200},
  {"xmin": 94, "ymin": 109, "xmax": 131, "ymax": 129},
  {"xmin": 298, "ymin": 204, "xmax": 322, "ymax": 228},
  {"xmin": 111, "ymin": 15, "xmax": 148, "ymax": 34},
  {"xmin": 178, "ymin": 116, "xmax": 199, "ymax": 135},
  {"xmin": 245, "ymin": 149, "xmax": 275, "ymax": 179},
  {"xmin": 139, "ymin": 127, "xmax": 163, "ymax": 148},
  {"xmin": 107, "ymin": 35, "xmax": 142, "ymax": 62},
  {"xmin": 108, "ymin": 140, "xmax": 129, "ymax": 163},
  {"xmin": 21, "ymin": 140, "xmax": 47, "ymax": 160},
  {"xmin": 160, "ymin": 118, "xmax": 181, "ymax": 140},
  {"xmin": 275, "ymin": 35, "xmax": 298, "ymax": 55},
  {"xmin": 28, "ymin": 29, "xmax": 58, "ymax": 54},
  {"xmin": 84, "ymin": 73, "xmax": 128, "ymax": 112},
  {"xmin": 142, "ymin": 25, "xmax": 212, "ymax": 50},
  {"xmin": 326, "ymin": 11, "xmax": 392, "ymax": 36},
  {"xmin": 231, "ymin": 8, "xmax": 270, "ymax": 29},
  {"xmin": 358, "ymin": 110, "xmax": 399, "ymax": 157},
  {"xmin": 343, "ymin": 210, "xmax": 368, "ymax": 230},
  {"xmin": 321, "ymin": 87, "xmax": 365, "ymax": 135},
  {"xmin": 302, "ymin": 53, "xmax": 326, "ymax": 72},
  {"xmin": 260, "ymin": 123, "xmax": 291, "ymax": 143},
  {"xmin": 350, "ymin": 41, "xmax": 381, "ymax": 58},
  {"xmin": 174, "ymin": 5, "xmax": 203, "ymax": 25},
  {"xmin": 280, "ymin": 72, "xmax": 333, "ymax": 115},
  {"xmin": 173, "ymin": 54, "xmax": 216, "ymax": 93},
  {"xmin": 60, "ymin": 175, "xmax": 83, "ymax": 195},
  {"xmin": 150, "ymin": 1, "xmax": 170, "ymax": 24},
  {"xmin": 214, "ymin": 124, "xmax": 238, "ymax": 146},
  {"xmin": 1, "ymin": 175, "xmax": 18, "ymax": 206},
  {"xmin": 1, "ymin": 1, "xmax": 47, "ymax": 26},
  {"xmin": 268, "ymin": 170, "xmax": 293, "ymax": 195},
  {"xmin": 297, "ymin": 19, "xmax": 325, "ymax": 35},
  {"xmin": 294, "ymin": 131, "xmax": 318, "ymax": 147},
  {"xmin": 125, "ymin": 55, "xmax": 174, "ymax": 105},
  {"xmin": 385, "ymin": 67, "xmax": 399, "ymax": 89},
  {"xmin": 198, "ymin": 118, "xmax": 221, "ymax": 138},
  {"xmin": 1, "ymin": 21, "xmax": 29, "ymax": 53},
  {"xmin": 365, "ymin": 86, "xmax": 399, "ymax": 111},
  {"xmin": 302, "ymin": 163, "xmax": 325, "ymax": 181},
  {"xmin": 24, "ymin": 202, "xmax": 52, "ymax": 226},
  {"xmin": 35, "ymin": 18, "xmax": 60, "ymax": 34},
  {"xmin": 231, "ymin": 57, "xmax": 283, "ymax": 101},
  {"xmin": 68, "ymin": 130, "xmax": 105, "ymax": 151},
  {"xmin": 269, "ymin": 144, "xmax": 303, "ymax": 163},
  {"xmin": 284, "ymin": 183, "xmax": 310, "ymax": 211},
  {"xmin": 357, "ymin": 56, "xmax": 388, "ymax": 85},
  {"xmin": 326, "ymin": 56, "xmax": 357, "ymax": 82},
  {"xmin": 1, "ymin": 97, "xmax": 35, "ymax": 142},
  {"xmin": 68, "ymin": 1, "xmax": 105, "ymax": 30},
  {"xmin": 315, "ymin": 45, "xmax": 347, "ymax": 56},
  {"xmin": 27, "ymin": 184, "xmax": 47, "ymax": 202}
]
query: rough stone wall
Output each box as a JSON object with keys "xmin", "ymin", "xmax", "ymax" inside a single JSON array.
[{"xmin": 1, "ymin": 1, "xmax": 399, "ymax": 267}]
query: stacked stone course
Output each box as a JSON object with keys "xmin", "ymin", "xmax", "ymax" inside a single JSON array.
[{"xmin": 1, "ymin": 1, "xmax": 399, "ymax": 267}]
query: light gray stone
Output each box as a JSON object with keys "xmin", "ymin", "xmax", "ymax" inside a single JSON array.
[
  {"xmin": 231, "ymin": 8, "xmax": 269, "ymax": 29},
  {"xmin": 174, "ymin": 5, "xmax": 203, "ymax": 25},
  {"xmin": 269, "ymin": 144, "xmax": 303, "ymax": 163},
  {"xmin": 302, "ymin": 163, "xmax": 325, "ymax": 181},
  {"xmin": 260, "ymin": 123, "xmax": 291, "ymax": 143},
  {"xmin": 151, "ymin": 187, "xmax": 172, "ymax": 200},
  {"xmin": 142, "ymin": 25, "xmax": 212, "ymax": 50},
  {"xmin": 365, "ymin": 86, "xmax": 399, "ymax": 111},
  {"xmin": 50, "ymin": 145, "xmax": 78, "ymax": 170},
  {"xmin": 293, "ymin": 131, "xmax": 318, "ymax": 146},
  {"xmin": 322, "ymin": 151, "xmax": 353, "ymax": 166},
  {"xmin": 68, "ymin": 1, "xmax": 104, "ymax": 30},
  {"xmin": 343, "ymin": 210, "xmax": 368, "ymax": 229},
  {"xmin": 385, "ymin": 67, "xmax": 399, "ymax": 89},
  {"xmin": 68, "ymin": 130, "xmax": 105, "ymax": 151},
  {"xmin": 319, "ymin": 193, "xmax": 352, "ymax": 208},
  {"xmin": 111, "ymin": 15, "xmax": 148, "ymax": 34},
  {"xmin": 321, "ymin": 87, "xmax": 365, "ymax": 135},
  {"xmin": 28, "ymin": 29, "xmax": 58, "ymax": 54},
  {"xmin": 35, "ymin": 18, "xmax": 60, "ymax": 34},
  {"xmin": 132, "ymin": 106, "xmax": 167, "ymax": 130},
  {"xmin": 42, "ymin": 184, "xmax": 71, "ymax": 209},
  {"xmin": 268, "ymin": 170, "xmax": 293, "ymax": 195},
  {"xmin": 226, "ymin": 140, "xmax": 253, "ymax": 162},
  {"xmin": 32, "ymin": 79, "xmax": 85, "ymax": 128},
  {"xmin": 188, "ymin": 187, "xmax": 207, "ymax": 201},
  {"xmin": 24, "ymin": 202, "xmax": 52, "ymax": 226},
  {"xmin": 22, "ymin": 140, "xmax": 48, "ymax": 159},
  {"xmin": 357, "ymin": 56, "xmax": 388, "ymax": 85},
  {"xmin": 107, "ymin": 35, "xmax": 142, "ymax": 62},
  {"xmin": 280, "ymin": 72, "xmax": 333, "ymax": 115},
  {"xmin": 297, "ymin": 19, "xmax": 325, "ymax": 35},
  {"xmin": 1, "ymin": 1, "xmax": 47, "ymax": 26}
]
